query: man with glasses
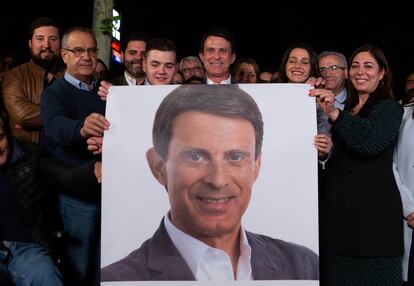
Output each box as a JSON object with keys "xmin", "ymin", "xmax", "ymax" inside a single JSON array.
[
  {"xmin": 317, "ymin": 51, "xmax": 348, "ymax": 283},
  {"xmin": 2, "ymin": 17, "xmax": 64, "ymax": 143},
  {"xmin": 41, "ymin": 26, "xmax": 109, "ymax": 286},
  {"xmin": 178, "ymin": 56, "xmax": 204, "ymax": 82},
  {"xmin": 318, "ymin": 51, "xmax": 348, "ymax": 110}
]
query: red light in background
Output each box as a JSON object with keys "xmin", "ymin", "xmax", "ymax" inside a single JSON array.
[{"xmin": 111, "ymin": 41, "xmax": 121, "ymax": 52}]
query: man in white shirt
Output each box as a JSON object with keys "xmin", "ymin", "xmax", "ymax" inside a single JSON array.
[{"xmin": 101, "ymin": 85, "xmax": 319, "ymax": 281}]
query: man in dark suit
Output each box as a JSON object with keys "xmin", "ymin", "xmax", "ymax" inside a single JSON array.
[
  {"xmin": 101, "ymin": 85, "xmax": 319, "ymax": 282},
  {"xmin": 199, "ymin": 28, "xmax": 238, "ymax": 84},
  {"xmin": 110, "ymin": 32, "xmax": 148, "ymax": 86}
]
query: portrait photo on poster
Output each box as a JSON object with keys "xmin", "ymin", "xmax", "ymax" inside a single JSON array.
[{"xmin": 100, "ymin": 84, "xmax": 319, "ymax": 286}]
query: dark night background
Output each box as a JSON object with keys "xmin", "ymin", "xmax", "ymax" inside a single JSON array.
[{"xmin": 2, "ymin": 1, "xmax": 413, "ymax": 96}]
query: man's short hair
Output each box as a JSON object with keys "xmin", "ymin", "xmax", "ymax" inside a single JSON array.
[
  {"xmin": 144, "ymin": 38, "xmax": 176, "ymax": 58},
  {"xmin": 61, "ymin": 27, "xmax": 96, "ymax": 48},
  {"xmin": 152, "ymin": 85, "xmax": 263, "ymax": 159},
  {"xmin": 121, "ymin": 32, "xmax": 148, "ymax": 52},
  {"xmin": 318, "ymin": 51, "xmax": 348, "ymax": 70},
  {"xmin": 179, "ymin": 56, "xmax": 203, "ymax": 71},
  {"xmin": 199, "ymin": 27, "xmax": 236, "ymax": 54},
  {"xmin": 28, "ymin": 17, "xmax": 60, "ymax": 40}
]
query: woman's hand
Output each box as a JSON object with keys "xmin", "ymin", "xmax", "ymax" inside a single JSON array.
[
  {"xmin": 314, "ymin": 133, "xmax": 333, "ymax": 158},
  {"xmin": 309, "ymin": 87, "xmax": 340, "ymax": 122}
]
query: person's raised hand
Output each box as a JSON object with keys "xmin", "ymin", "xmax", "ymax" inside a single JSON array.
[
  {"xmin": 98, "ymin": 80, "xmax": 112, "ymax": 101},
  {"xmin": 309, "ymin": 87, "xmax": 339, "ymax": 122},
  {"xmin": 306, "ymin": 76, "xmax": 325, "ymax": 87}
]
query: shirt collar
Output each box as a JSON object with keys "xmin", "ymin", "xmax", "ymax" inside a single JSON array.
[
  {"xmin": 164, "ymin": 213, "xmax": 209, "ymax": 277},
  {"xmin": 164, "ymin": 213, "xmax": 252, "ymax": 280},
  {"xmin": 206, "ymin": 75, "xmax": 232, "ymax": 85},
  {"xmin": 334, "ymin": 88, "xmax": 347, "ymax": 110},
  {"xmin": 64, "ymin": 72, "xmax": 97, "ymax": 91},
  {"xmin": 124, "ymin": 71, "xmax": 137, "ymax": 85}
]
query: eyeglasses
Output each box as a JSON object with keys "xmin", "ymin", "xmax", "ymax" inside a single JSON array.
[
  {"xmin": 63, "ymin": 47, "xmax": 99, "ymax": 57},
  {"xmin": 319, "ymin": 65, "xmax": 345, "ymax": 74},
  {"xmin": 180, "ymin": 67, "xmax": 203, "ymax": 75}
]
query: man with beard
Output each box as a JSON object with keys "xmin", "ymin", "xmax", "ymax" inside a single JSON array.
[
  {"xmin": 110, "ymin": 32, "xmax": 148, "ymax": 86},
  {"xmin": 2, "ymin": 17, "xmax": 64, "ymax": 143}
]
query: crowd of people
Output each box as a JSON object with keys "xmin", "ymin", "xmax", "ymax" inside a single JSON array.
[{"xmin": 0, "ymin": 16, "xmax": 413, "ymax": 286}]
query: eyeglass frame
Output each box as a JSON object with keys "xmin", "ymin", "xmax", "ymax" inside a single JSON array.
[
  {"xmin": 62, "ymin": 47, "xmax": 99, "ymax": 57},
  {"xmin": 319, "ymin": 65, "xmax": 346, "ymax": 74},
  {"xmin": 180, "ymin": 66, "xmax": 204, "ymax": 75}
]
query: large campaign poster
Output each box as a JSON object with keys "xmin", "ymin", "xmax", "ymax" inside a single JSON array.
[{"xmin": 101, "ymin": 84, "xmax": 319, "ymax": 286}]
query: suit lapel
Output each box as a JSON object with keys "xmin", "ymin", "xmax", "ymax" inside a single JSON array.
[
  {"xmin": 248, "ymin": 231, "xmax": 284, "ymax": 280},
  {"xmin": 147, "ymin": 220, "xmax": 195, "ymax": 280}
]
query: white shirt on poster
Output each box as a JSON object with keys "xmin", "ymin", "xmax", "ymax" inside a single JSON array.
[{"xmin": 164, "ymin": 213, "xmax": 253, "ymax": 281}]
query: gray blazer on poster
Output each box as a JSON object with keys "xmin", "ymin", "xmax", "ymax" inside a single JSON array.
[{"xmin": 101, "ymin": 219, "xmax": 319, "ymax": 281}]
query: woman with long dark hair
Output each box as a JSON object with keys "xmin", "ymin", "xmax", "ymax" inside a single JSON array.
[{"xmin": 312, "ymin": 44, "xmax": 404, "ymax": 285}]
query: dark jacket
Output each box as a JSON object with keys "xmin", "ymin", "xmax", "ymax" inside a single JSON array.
[
  {"xmin": 2, "ymin": 141, "xmax": 60, "ymax": 248},
  {"xmin": 40, "ymin": 78, "xmax": 105, "ymax": 167},
  {"xmin": 109, "ymin": 74, "xmax": 128, "ymax": 86},
  {"xmin": 40, "ymin": 78, "xmax": 103, "ymax": 202},
  {"xmin": 101, "ymin": 220, "xmax": 319, "ymax": 281},
  {"xmin": 41, "ymin": 154, "xmax": 101, "ymax": 202}
]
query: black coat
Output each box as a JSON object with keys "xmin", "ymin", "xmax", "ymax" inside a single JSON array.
[
  {"xmin": 322, "ymin": 98, "xmax": 404, "ymax": 257},
  {"xmin": 5, "ymin": 141, "xmax": 60, "ymax": 248},
  {"xmin": 109, "ymin": 74, "xmax": 128, "ymax": 86}
]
